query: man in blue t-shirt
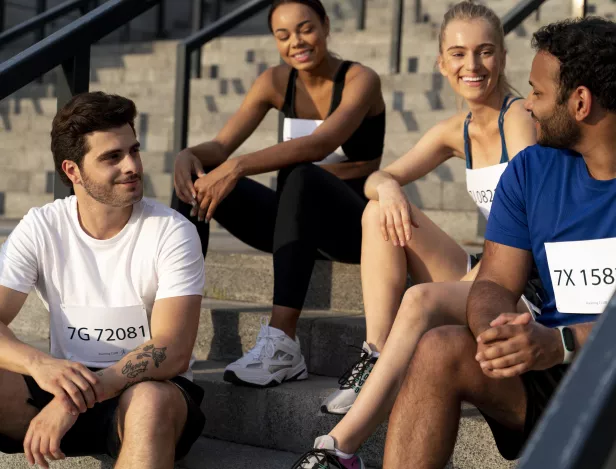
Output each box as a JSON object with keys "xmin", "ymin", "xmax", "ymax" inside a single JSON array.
[{"xmin": 382, "ymin": 17, "xmax": 616, "ymax": 468}]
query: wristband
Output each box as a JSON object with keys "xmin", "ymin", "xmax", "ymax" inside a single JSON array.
[{"xmin": 556, "ymin": 326, "xmax": 575, "ymax": 365}]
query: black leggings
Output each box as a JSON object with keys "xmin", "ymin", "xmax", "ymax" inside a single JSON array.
[{"xmin": 171, "ymin": 163, "xmax": 368, "ymax": 310}]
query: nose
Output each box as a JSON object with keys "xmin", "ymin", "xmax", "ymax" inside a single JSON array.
[
  {"xmin": 123, "ymin": 152, "xmax": 142, "ymax": 175},
  {"xmin": 524, "ymin": 93, "xmax": 533, "ymax": 112},
  {"xmin": 465, "ymin": 53, "xmax": 480, "ymax": 72}
]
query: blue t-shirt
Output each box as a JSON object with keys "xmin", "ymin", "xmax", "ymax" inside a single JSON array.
[{"xmin": 486, "ymin": 144, "xmax": 616, "ymax": 328}]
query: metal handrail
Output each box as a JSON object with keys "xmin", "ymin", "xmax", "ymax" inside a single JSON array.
[
  {"xmin": 501, "ymin": 0, "xmax": 549, "ymax": 34},
  {"xmin": 0, "ymin": 0, "xmax": 160, "ymax": 100},
  {"xmin": 0, "ymin": 0, "xmax": 161, "ymax": 200},
  {"xmin": 173, "ymin": 0, "xmax": 272, "ymax": 154},
  {"xmin": 517, "ymin": 291, "xmax": 616, "ymax": 469},
  {"xmin": 0, "ymin": 0, "xmax": 91, "ymax": 46}
]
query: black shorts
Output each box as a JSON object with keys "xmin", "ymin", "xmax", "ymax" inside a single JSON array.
[
  {"xmin": 0, "ymin": 373, "xmax": 206, "ymax": 460},
  {"xmin": 480, "ymin": 365, "xmax": 569, "ymax": 460}
]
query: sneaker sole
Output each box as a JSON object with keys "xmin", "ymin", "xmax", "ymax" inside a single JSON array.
[
  {"xmin": 320, "ymin": 404, "xmax": 352, "ymax": 415},
  {"xmin": 223, "ymin": 367, "xmax": 308, "ymax": 388}
]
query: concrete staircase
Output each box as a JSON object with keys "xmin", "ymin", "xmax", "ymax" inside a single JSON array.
[
  {"xmin": 6, "ymin": 0, "xmax": 613, "ymax": 241},
  {"xmin": 2, "ymin": 0, "xmax": 616, "ymax": 467}
]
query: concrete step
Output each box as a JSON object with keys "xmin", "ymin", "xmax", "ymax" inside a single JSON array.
[
  {"xmin": 194, "ymin": 360, "xmax": 516, "ymax": 468},
  {"xmin": 0, "ymin": 454, "xmax": 113, "ymax": 469},
  {"xmin": 0, "ymin": 436, "xmax": 305, "ymax": 469}
]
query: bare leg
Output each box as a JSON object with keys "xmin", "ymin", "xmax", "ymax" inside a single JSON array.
[
  {"xmin": 0, "ymin": 369, "xmax": 37, "ymax": 440},
  {"xmin": 383, "ymin": 326, "xmax": 527, "ymax": 469},
  {"xmin": 269, "ymin": 306, "xmax": 301, "ymax": 339},
  {"xmin": 114, "ymin": 381, "xmax": 187, "ymax": 469},
  {"xmin": 330, "ymin": 282, "xmax": 471, "ymax": 452},
  {"xmin": 362, "ymin": 201, "xmax": 469, "ymax": 351}
]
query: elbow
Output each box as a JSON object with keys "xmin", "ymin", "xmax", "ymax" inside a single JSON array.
[{"xmin": 166, "ymin": 350, "xmax": 193, "ymax": 377}]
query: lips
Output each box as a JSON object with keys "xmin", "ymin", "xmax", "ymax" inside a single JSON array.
[
  {"xmin": 461, "ymin": 76, "xmax": 485, "ymax": 82},
  {"xmin": 292, "ymin": 50, "xmax": 312, "ymax": 62}
]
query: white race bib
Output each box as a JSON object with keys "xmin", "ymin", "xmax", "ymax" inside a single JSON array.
[
  {"xmin": 465, "ymin": 163, "xmax": 508, "ymax": 220},
  {"xmin": 283, "ymin": 118, "xmax": 348, "ymax": 165},
  {"xmin": 59, "ymin": 305, "xmax": 151, "ymax": 363},
  {"xmin": 545, "ymin": 237, "xmax": 616, "ymax": 315}
]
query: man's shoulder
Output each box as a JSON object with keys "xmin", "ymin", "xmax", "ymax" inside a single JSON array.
[
  {"xmin": 514, "ymin": 144, "xmax": 573, "ymax": 169},
  {"xmin": 19, "ymin": 196, "xmax": 73, "ymax": 230},
  {"xmin": 140, "ymin": 198, "xmax": 197, "ymax": 236}
]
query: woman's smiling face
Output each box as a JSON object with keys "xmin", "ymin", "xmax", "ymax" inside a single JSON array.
[
  {"xmin": 270, "ymin": 2, "xmax": 329, "ymax": 71},
  {"xmin": 439, "ymin": 18, "xmax": 505, "ymax": 103}
]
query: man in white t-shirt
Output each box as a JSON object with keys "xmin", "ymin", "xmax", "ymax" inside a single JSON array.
[{"xmin": 0, "ymin": 92, "xmax": 206, "ymax": 469}]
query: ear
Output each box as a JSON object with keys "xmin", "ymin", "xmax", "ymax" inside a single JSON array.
[
  {"xmin": 573, "ymin": 86, "xmax": 593, "ymax": 122},
  {"xmin": 62, "ymin": 160, "xmax": 82, "ymax": 186},
  {"xmin": 324, "ymin": 15, "xmax": 330, "ymax": 37},
  {"xmin": 437, "ymin": 55, "xmax": 447, "ymax": 77}
]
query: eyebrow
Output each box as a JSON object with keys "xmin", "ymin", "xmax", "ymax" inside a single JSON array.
[
  {"xmin": 446, "ymin": 43, "xmax": 495, "ymax": 51},
  {"xmin": 97, "ymin": 142, "xmax": 140, "ymax": 160},
  {"xmin": 275, "ymin": 20, "xmax": 311, "ymax": 33}
]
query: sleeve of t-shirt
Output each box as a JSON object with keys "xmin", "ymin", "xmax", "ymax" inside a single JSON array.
[
  {"xmin": 155, "ymin": 217, "xmax": 205, "ymax": 301},
  {"xmin": 0, "ymin": 211, "xmax": 39, "ymax": 293},
  {"xmin": 485, "ymin": 151, "xmax": 532, "ymax": 251}
]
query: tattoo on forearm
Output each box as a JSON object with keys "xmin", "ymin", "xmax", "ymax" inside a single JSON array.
[
  {"xmin": 121, "ymin": 359, "xmax": 149, "ymax": 378},
  {"xmin": 132, "ymin": 344, "xmax": 168, "ymax": 368}
]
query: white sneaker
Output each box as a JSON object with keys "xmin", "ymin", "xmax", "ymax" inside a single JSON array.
[
  {"xmin": 320, "ymin": 342, "xmax": 378, "ymax": 415},
  {"xmin": 291, "ymin": 435, "xmax": 365, "ymax": 469},
  {"xmin": 223, "ymin": 318, "xmax": 308, "ymax": 387}
]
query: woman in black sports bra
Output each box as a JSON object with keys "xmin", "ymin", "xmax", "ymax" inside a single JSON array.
[{"xmin": 171, "ymin": 0, "xmax": 385, "ymax": 388}]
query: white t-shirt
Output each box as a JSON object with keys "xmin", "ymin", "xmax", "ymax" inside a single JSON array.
[{"xmin": 0, "ymin": 196, "xmax": 205, "ymax": 376}]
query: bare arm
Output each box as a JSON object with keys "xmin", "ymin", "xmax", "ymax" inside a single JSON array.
[
  {"xmin": 190, "ymin": 69, "xmax": 278, "ymax": 167},
  {"xmin": 96, "ymin": 295, "xmax": 202, "ymax": 399},
  {"xmin": 364, "ymin": 116, "xmax": 460, "ymax": 200},
  {"xmin": 467, "ymin": 240, "xmax": 533, "ymax": 338},
  {"xmin": 230, "ymin": 65, "xmax": 383, "ymax": 176},
  {"xmin": 0, "ymin": 286, "xmax": 45, "ymax": 374}
]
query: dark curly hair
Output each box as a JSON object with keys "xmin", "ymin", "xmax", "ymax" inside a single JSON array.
[
  {"xmin": 267, "ymin": 0, "xmax": 328, "ymax": 33},
  {"xmin": 51, "ymin": 92, "xmax": 137, "ymax": 187},
  {"xmin": 532, "ymin": 17, "xmax": 616, "ymax": 111}
]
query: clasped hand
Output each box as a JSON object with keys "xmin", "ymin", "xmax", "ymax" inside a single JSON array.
[{"xmin": 475, "ymin": 312, "xmax": 563, "ymax": 379}]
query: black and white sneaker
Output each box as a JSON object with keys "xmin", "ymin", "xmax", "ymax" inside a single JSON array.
[
  {"xmin": 320, "ymin": 342, "xmax": 378, "ymax": 414},
  {"xmin": 223, "ymin": 318, "xmax": 308, "ymax": 388}
]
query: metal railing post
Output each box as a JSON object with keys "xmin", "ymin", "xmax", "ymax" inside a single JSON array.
[
  {"xmin": 191, "ymin": 0, "xmax": 204, "ymax": 78},
  {"xmin": 572, "ymin": 0, "xmax": 587, "ymax": 17},
  {"xmin": 36, "ymin": 0, "xmax": 47, "ymax": 42},
  {"xmin": 414, "ymin": 0, "xmax": 422, "ymax": 23},
  {"xmin": 0, "ymin": 0, "xmax": 5, "ymax": 34},
  {"xmin": 156, "ymin": 0, "xmax": 166, "ymax": 38},
  {"xmin": 213, "ymin": 0, "xmax": 222, "ymax": 21},
  {"xmin": 390, "ymin": 0, "xmax": 404, "ymax": 74},
  {"xmin": 55, "ymin": 46, "xmax": 91, "ymax": 200},
  {"xmin": 174, "ymin": 42, "xmax": 192, "ymax": 155},
  {"xmin": 356, "ymin": 0, "xmax": 366, "ymax": 30}
]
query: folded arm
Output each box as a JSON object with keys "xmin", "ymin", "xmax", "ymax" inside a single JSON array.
[{"xmin": 95, "ymin": 294, "xmax": 202, "ymax": 400}]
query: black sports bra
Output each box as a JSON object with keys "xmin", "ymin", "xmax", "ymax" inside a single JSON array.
[{"xmin": 281, "ymin": 60, "xmax": 385, "ymax": 163}]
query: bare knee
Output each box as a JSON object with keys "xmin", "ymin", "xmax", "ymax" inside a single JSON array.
[
  {"xmin": 118, "ymin": 381, "xmax": 186, "ymax": 439},
  {"xmin": 399, "ymin": 284, "xmax": 451, "ymax": 329},
  {"xmin": 412, "ymin": 326, "xmax": 476, "ymax": 382},
  {"xmin": 0, "ymin": 370, "xmax": 37, "ymax": 439},
  {"xmin": 361, "ymin": 200, "xmax": 381, "ymax": 230}
]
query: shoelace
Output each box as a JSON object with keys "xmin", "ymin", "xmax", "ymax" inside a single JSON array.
[
  {"xmin": 247, "ymin": 328, "xmax": 280, "ymax": 361},
  {"xmin": 291, "ymin": 449, "xmax": 346, "ymax": 469},
  {"xmin": 338, "ymin": 345, "xmax": 373, "ymax": 390}
]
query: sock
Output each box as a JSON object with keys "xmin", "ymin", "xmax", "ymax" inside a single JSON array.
[{"xmin": 334, "ymin": 449, "xmax": 355, "ymax": 459}]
